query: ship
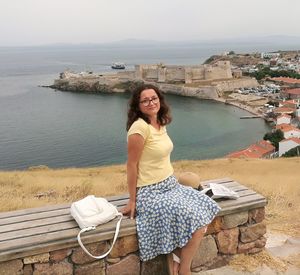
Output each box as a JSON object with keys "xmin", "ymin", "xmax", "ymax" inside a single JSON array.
[{"xmin": 111, "ymin": 62, "xmax": 125, "ymax": 69}]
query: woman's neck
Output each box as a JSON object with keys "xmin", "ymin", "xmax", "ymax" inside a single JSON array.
[{"xmin": 149, "ymin": 116, "xmax": 160, "ymax": 130}]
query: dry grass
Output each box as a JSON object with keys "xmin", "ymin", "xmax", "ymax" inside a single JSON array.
[
  {"xmin": 0, "ymin": 157, "xmax": 299, "ymax": 239},
  {"xmin": 229, "ymin": 250, "xmax": 287, "ymax": 272}
]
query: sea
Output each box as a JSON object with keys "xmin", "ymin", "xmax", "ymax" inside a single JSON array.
[{"xmin": 1, "ymin": 42, "xmax": 289, "ymax": 171}]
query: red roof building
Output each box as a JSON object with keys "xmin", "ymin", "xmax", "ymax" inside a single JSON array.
[
  {"xmin": 283, "ymin": 88, "xmax": 300, "ymax": 99},
  {"xmin": 227, "ymin": 140, "xmax": 275, "ymax": 159},
  {"xmin": 270, "ymin": 77, "xmax": 300, "ymax": 86},
  {"xmin": 276, "ymin": 123, "xmax": 300, "ymax": 139},
  {"xmin": 273, "ymin": 107, "xmax": 295, "ymax": 114}
]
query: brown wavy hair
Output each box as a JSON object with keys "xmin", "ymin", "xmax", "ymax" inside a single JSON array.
[{"xmin": 126, "ymin": 84, "xmax": 172, "ymax": 131}]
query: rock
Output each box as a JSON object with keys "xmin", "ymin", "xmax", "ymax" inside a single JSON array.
[
  {"xmin": 33, "ymin": 262, "xmax": 73, "ymax": 275},
  {"xmin": 106, "ymin": 254, "xmax": 140, "ymax": 275},
  {"xmin": 255, "ymin": 236, "xmax": 267, "ymax": 248},
  {"xmin": 222, "ymin": 211, "xmax": 248, "ymax": 229},
  {"xmin": 24, "ymin": 253, "xmax": 50, "ymax": 264},
  {"xmin": 206, "ymin": 217, "xmax": 223, "ymax": 234},
  {"xmin": 106, "ymin": 257, "xmax": 121, "ymax": 264},
  {"xmin": 192, "ymin": 235, "xmax": 218, "ymax": 268},
  {"xmin": 216, "ymin": 228, "xmax": 239, "ymax": 254},
  {"xmin": 191, "ymin": 255, "xmax": 231, "ymax": 272},
  {"xmin": 240, "ymin": 222, "xmax": 266, "ymax": 243},
  {"xmin": 74, "ymin": 261, "xmax": 105, "ymax": 275},
  {"xmin": 140, "ymin": 255, "xmax": 167, "ymax": 275},
  {"xmin": 238, "ymin": 241, "xmax": 256, "ymax": 254},
  {"xmin": 50, "ymin": 248, "xmax": 72, "ymax": 262},
  {"xmin": 248, "ymin": 207, "xmax": 265, "ymax": 224},
  {"xmin": 23, "ymin": 264, "xmax": 33, "ymax": 275},
  {"xmin": 247, "ymin": 247, "xmax": 264, "ymax": 254},
  {"xmin": 0, "ymin": 259, "xmax": 23, "ymax": 275},
  {"xmin": 109, "ymin": 235, "xmax": 139, "ymax": 258},
  {"xmin": 71, "ymin": 242, "xmax": 108, "ymax": 264}
]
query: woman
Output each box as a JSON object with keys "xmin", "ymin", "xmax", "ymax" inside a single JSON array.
[{"xmin": 121, "ymin": 84, "xmax": 220, "ymax": 275}]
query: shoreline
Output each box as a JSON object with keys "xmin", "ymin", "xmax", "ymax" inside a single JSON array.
[{"xmin": 213, "ymin": 97, "xmax": 264, "ymax": 118}]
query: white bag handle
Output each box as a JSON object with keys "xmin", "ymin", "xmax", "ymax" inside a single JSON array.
[{"xmin": 77, "ymin": 213, "xmax": 123, "ymax": 259}]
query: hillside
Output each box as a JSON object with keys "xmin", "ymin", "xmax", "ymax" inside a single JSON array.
[{"xmin": 0, "ymin": 157, "xmax": 299, "ymax": 238}]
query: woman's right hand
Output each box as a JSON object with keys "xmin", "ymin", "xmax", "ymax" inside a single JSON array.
[{"xmin": 120, "ymin": 200, "xmax": 136, "ymax": 219}]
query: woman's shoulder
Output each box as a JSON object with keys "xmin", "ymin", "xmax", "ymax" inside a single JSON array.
[{"xmin": 128, "ymin": 118, "xmax": 150, "ymax": 139}]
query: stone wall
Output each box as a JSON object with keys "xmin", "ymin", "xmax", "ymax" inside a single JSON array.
[
  {"xmin": 0, "ymin": 207, "xmax": 266, "ymax": 275},
  {"xmin": 135, "ymin": 61, "xmax": 233, "ymax": 84},
  {"xmin": 158, "ymin": 83, "xmax": 218, "ymax": 99}
]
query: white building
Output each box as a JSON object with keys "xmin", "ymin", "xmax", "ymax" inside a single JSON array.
[
  {"xmin": 279, "ymin": 137, "xmax": 300, "ymax": 156},
  {"xmin": 276, "ymin": 123, "xmax": 300, "ymax": 139},
  {"xmin": 276, "ymin": 114, "xmax": 291, "ymax": 125},
  {"xmin": 261, "ymin": 52, "xmax": 280, "ymax": 59}
]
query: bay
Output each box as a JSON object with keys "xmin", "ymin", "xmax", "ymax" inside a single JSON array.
[{"xmin": 0, "ymin": 44, "xmax": 272, "ymax": 170}]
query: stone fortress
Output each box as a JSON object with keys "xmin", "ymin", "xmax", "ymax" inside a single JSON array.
[
  {"xmin": 54, "ymin": 61, "xmax": 257, "ymax": 99},
  {"xmin": 134, "ymin": 61, "xmax": 234, "ymax": 83}
]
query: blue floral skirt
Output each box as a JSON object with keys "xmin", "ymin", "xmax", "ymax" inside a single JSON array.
[{"xmin": 136, "ymin": 175, "xmax": 221, "ymax": 261}]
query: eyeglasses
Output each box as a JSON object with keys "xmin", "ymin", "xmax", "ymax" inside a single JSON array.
[{"xmin": 139, "ymin": 97, "xmax": 159, "ymax": 106}]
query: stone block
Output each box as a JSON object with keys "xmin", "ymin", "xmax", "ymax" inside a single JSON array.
[
  {"xmin": 240, "ymin": 222, "xmax": 266, "ymax": 243},
  {"xmin": 238, "ymin": 236, "xmax": 267, "ymax": 254},
  {"xmin": 255, "ymin": 236, "xmax": 267, "ymax": 248},
  {"xmin": 74, "ymin": 261, "xmax": 105, "ymax": 275},
  {"xmin": 109, "ymin": 235, "xmax": 139, "ymax": 258},
  {"xmin": 24, "ymin": 253, "xmax": 50, "ymax": 264},
  {"xmin": 33, "ymin": 262, "xmax": 73, "ymax": 275},
  {"xmin": 24, "ymin": 264, "xmax": 33, "ymax": 275},
  {"xmin": 50, "ymin": 248, "xmax": 72, "ymax": 262},
  {"xmin": 247, "ymin": 247, "xmax": 264, "ymax": 254},
  {"xmin": 216, "ymin": 227, "xmax": 239, "ymax": 254},
  {"xmin": 238, "ymin": 241, "xmax": 256, "ymax": 254},
  {"xmin": 140, "ymin": 255, "xmax": 167, "ymax": 275},
  {"xmin": 71, "ymin": 242, "xmax": 108, "ymax": 264},
  {"xmin": 206, "ymin": 216, "xmax": 223, "ymax": 234},
  {"xmin": 222, "ymin": 211, "xmax": 248, "ymax": 229},
  {"xmin": 192, "ymin": 235, "xmax": 218, "ymax": 268},
  {"xmin": 191, "ymin": 255, "xmax": 231, "ymax": 273},
  {"xmin": 248, "ymin": 207, "xmax": 265, "ymax": 224},
  {"xmin": 106, "ymin": 257, "xmax": 121, "ymax": 264},
  {"xmin": 106, "ymin": 254, "xmax": 140, "ymax": 275},
  {"xmin": 0, "ymin": 259, "xmax": 23, "ymax": 275}
]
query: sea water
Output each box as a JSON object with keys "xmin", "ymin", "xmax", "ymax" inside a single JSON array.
[{"xmin": 0, "ymin": 44, "xmax": 271, "ymax": 170}]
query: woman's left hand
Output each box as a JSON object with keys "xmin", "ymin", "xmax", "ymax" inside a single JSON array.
[{"xmin": 120, "ymin": 200, "xmax": 136, "ymax": 219}]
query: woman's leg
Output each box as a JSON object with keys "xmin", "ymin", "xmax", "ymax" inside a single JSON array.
[
  {"xmin": 179, "ymin": 226, "xmax": 207, "ymax": 275},
  {"xmin": 167, "ymin": 247, "xmax": 181, "ymax": 275}
]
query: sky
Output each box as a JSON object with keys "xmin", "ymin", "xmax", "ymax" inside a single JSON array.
[{"xmin": 0, "ymin": 0, "xmax": 299, "ymax": 46}]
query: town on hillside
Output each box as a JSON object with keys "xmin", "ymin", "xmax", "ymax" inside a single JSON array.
[{"xmin": 223, "ymin": 50, "xmax": 300, "ymax": 159}]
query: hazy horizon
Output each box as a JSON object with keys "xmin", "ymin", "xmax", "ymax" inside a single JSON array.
[{"xmin": 1, "ymin": 0, "xmax": 299, "ymax": 47}]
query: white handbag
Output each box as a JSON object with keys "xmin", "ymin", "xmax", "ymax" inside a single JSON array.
[{"xmin": 70, "ymin": 195, "xmax": 123, "ymax": 259}]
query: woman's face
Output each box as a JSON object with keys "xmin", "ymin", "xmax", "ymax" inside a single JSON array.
[{"xmin": 139, "ymin": 89, "xmax": 160, "ymax": 118}]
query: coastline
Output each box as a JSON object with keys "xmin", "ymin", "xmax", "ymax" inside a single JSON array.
[{"xmin": 213, "ymin": 97, "xmax": 264, "ymax": 118}]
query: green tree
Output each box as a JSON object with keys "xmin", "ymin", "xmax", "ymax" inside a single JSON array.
[
  {"xmin": 263, "ymin": 129, "xmax": 284, "ymax": 150},
  {"xmin": 282, "ymin": 146, "xmax": 300, "ymax": 157}
]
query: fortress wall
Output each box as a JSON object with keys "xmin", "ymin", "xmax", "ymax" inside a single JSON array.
[
  {"xmin": 215, "ymin": 78, "xmax": 259, "ymax": 93},
  {"xmin": 165, "ymin": 67, "xmax": 185, "ymax": 82},
  {"xmin": 191, "ymin": 67, "xmax": 206, "ymax": 81},
  {"xmin": 157, "ymin": 83, "xmax": 218, "ymax": 99},
  {"xmin": 208, "ymin": 61, "xmax": 233, "ymax": 80},
  {"xmin": 117, "ymin": 71, "xmax": 136, "ymax": 82}
]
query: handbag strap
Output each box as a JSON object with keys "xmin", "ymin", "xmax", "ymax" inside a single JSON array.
[{"xmin": 77, "ymin": 213, "xmax": 123, "ymax": 259}]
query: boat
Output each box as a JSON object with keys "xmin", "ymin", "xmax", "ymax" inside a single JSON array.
[{"xmin": 111, "ymin": 62, "xmax": 125, "ymax": 69}]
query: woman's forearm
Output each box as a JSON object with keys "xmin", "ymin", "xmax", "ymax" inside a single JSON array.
[{"xmin": 127, "ymin": 162, "xmax": 138, "ymax": 202}]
